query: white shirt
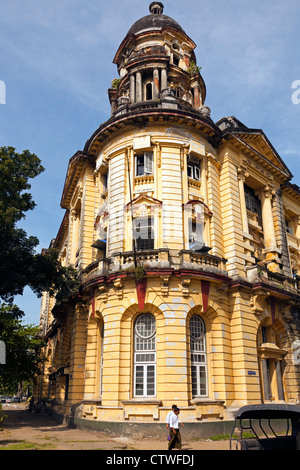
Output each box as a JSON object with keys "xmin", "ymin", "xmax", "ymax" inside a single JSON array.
[
  {"xmin": 169, "ymin": 412, "xmax": 181, "ymax": 429},
  {"xmin": 166, "ymin": 410, "xmax": 174, "ymax": 425}
]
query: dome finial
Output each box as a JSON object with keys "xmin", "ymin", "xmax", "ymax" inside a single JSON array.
[{"xmin": 149, "ymin": 2, "xmax": 164, "ymax": 15}]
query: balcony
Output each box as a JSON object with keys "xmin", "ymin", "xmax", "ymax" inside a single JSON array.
[
  {"xmin": 179, "ymin": 250, "xmax": 228, "ymax": 276},
  {"xmin": 246, "ymin": 265, "xmax": 298, "ymax": 293},
  {"xmin": 82, "ymin": 248, "xmax": 228, "ymax": 286}
]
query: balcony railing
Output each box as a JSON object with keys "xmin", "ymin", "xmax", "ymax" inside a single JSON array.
[
  {"xmin": 179, "ymin": 250, "xmax": 227, "ymax": 274},
  {"xmin": 82, "ymin": 248, "xmax": 228, "ymax": 285},
  {"xmin": 246, "ymin": 265, "xmax": 298, "ymax": 292}
]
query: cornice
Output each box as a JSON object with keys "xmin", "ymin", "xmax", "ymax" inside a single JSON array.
[{"xmin": 84, "ymin": 108, "xmax": 222, "ymax": 158}]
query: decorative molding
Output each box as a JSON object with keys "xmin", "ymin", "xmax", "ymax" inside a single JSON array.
[
  {"xmin": 113, "ymin": 278, "xmax": 123, "ymax": 299},
  {"xmin": 181, "ymin": 277, "xmax": 191, "ymax": 297}
]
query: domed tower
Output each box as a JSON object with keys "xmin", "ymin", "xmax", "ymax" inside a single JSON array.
[{"xmin": 108, "ymin": 2, "xmax": 207, "ymax": 115}]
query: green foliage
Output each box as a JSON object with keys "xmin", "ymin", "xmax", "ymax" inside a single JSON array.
[
  {"xmin": 28, "ymin": 248, "xmax": 80, "ymax": 304},
  {"xmin": 111, "ymin": 78, "xmax": 120, "ymax": 89},
  {"xmin": 0, "ymin": 147, "xmax": 81, "ymax": 393},
  {"xmin": 0, "ymin": 146, "xmax": 80, "ymax": 305},
  {"xmin": 135, "ymin": 266, "xmax": 145, "ymax": 281},
  {"xmin": 0, "ymin": 147, "xmax": 44, "ymax": 302},
  {"xmin": 0, "ymin": 303, "xmax": 45, "ymax": 395},
  {"xmin": 187, "ymin": 61, "xmax": 202, "ymax": 76},
  {"xmin": 0, "ymin": 146, "xmax": 44, "ymax": 226}
]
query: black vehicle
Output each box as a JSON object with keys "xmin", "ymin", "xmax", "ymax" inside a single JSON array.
[{"xmin": 230, "ymin": 404, "xmax": 300, "ymax": 450}]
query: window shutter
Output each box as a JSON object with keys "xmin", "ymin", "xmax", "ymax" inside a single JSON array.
[{"xmin": 144, "ymin": 152, "xmax": 153, "ymax": 174}]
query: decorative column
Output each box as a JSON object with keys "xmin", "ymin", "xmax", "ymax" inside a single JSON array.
[
  {"xmin": 153, "ymin": 68, "xmax": 160, "ymax": 99},
  {"xmin": 129, "ymin": 74, "xmax": 135, "ymax": 104},
  {"xmin": 237, "ymin": 168, "xmax": 249, "ymax": 233},
  {"xmin": 258, "ymin": 185, "xmax": 281, "ymax": 272},
  {"xmin": 193, "ymin": 86, "xmax": 201, "ymax": 110},
  {"xmin": 275, "ymin": 360, "xmax": 285, "ymax": 401},
  {"xmin": 161, "ymin": 67, "xmax": 167, "ymax": 92},
  {"xmin": 237, "ymin": 167, "xmax": 256, "ymax": 267},
  {"xmin": 69, "ymin": 208, "xmax": 80, "ymax": 265},
  {"xmin": 136, "ymin": 72, "xmax": 142, "ymax": 102}
]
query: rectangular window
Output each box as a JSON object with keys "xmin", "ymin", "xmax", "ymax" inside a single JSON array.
[
  {"xmin": 188, "ymin": 220, "xmax": 204, "ymax": 251},
  {"xmin": 187, "ymin": 156, "xmax": 201, "ymax": 181},
  {"xmin": 134, "ymin": 216, "xmax": 155, "ymax": 251},
  {"xmin": 135, "ymin": 152, "xmax": 154, "ymax": 176},
  {"xmin": 244, "ymin": 184, "xmax": 262, "ymax": 220},
  {"xmin": 134, "ymin": 364, "xmax": 156, "ymax": 397},
  {"xmin": 191, "ymin": 364, "xmax": 207, "ymax": 397},
  {"xmin": 285, "ymin": 219, "xmax": 294, "ymax": 235}
]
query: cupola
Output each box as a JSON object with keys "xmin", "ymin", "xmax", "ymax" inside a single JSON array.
[{"xmin": 108, "ymin": 3, "xmax": 207, "ymax": 119}]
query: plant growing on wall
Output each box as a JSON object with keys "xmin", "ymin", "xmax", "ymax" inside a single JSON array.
[
  {"xmin": 188, "ymin": 61, "xmax": 202, "ymax": 76},
  {"xmin": 135, "ymin": 265, "xmax": 145, "ymax": 281},
  {"xmin": 111, "ymin": 78, "xmax": 120, "ymax": 89}
]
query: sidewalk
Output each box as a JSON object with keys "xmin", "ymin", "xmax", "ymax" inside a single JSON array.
[{"xmin": 0, "ymin": 404, "xmax": 230, "ymax": 451}]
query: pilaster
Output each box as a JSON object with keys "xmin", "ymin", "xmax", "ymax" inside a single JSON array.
[{"xmin": 68, "ymin": 302, "xmax": 88, "ymax": 404}]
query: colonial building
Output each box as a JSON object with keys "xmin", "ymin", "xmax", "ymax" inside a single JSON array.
[{"xmin": 37, "ymin": 3, "xmax": 300, "ymax": 426}]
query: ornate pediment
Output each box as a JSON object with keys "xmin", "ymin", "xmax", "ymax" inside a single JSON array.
[{"xmin": 127, "ymin": 195, "xmax": 162, "ymax": 217}]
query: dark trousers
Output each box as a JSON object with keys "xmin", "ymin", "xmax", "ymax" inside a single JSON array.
[{"xmin": 168, "ymin": 428, "xmax": 182, "ymax": 449}]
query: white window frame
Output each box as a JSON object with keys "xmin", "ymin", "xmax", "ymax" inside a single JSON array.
[
  {"xmin": 99, "ymin": 324, "xmax": 104, "ymax": 398},
  {"xmin": 133, "ymin": 215, "xmax": 155, "ymax": 251},
  {"xmin": 187, "ymin": 155, "xmax": 201, "ymax": 181},
  {"xmin": 134, "ymin": 314, "xmax": 156, "ymax": 398},
  {"xmin": 135, "ymin": 152, "xmax": 154, "ymax": 176},
  {"xmin": 190, "ymin": 315, "xmax": 208, "ymax": 398}
]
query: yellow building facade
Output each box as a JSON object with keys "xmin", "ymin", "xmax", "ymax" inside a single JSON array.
[{"xmin": 37, "ymin": 3, "xmax": 300, "ymax": 426}]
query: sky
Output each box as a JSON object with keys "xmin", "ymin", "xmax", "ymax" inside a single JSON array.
[{"xmin": 1, "ymin": 0, "xmax": 300, "ymax": 325}]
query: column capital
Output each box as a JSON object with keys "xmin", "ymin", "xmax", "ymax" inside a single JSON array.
[
  {"xmin": 256, "ymin": 185, "xmax": 276, "ymax": 200},
  {"xmin": 237, "ymin": 166, "xmax": 249, "ymax": 182}
]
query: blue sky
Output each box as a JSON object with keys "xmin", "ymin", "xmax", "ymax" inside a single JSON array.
[{"xmin": 1, "ymin": 0, "xmax": 300, "ymax": 324}]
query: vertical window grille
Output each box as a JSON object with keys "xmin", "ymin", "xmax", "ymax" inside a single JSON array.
[
  {"xmin": 244, "ymin": 184, "xmax": 262, "ymax": 221},
  {"xmin": 190, "ymin": 315, "xmax": 208, "ymax": 397},
  {"xmin": 134, "ymin": 314, "xmax": 156, "ymax": 397}
]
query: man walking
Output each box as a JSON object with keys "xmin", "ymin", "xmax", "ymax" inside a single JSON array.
[
  {"xmin": 166, "ymin": 404, "xmax": 177, "ymax": 429},
  {"xmin": 168, "ymin": 407, "xmax": 184, "ymax": 450}
]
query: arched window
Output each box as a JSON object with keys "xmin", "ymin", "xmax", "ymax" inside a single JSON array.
[
  {"xmin": 190, "ymin": 315, "xmax": 208, "ymax": 397},
  {"xmin": 146, "ymin": 82, "xmax": 153, "ymax": 100},
  {"xmin": 134, "ymin": 314, "xmax": 156, "ymax": 397},
  {"xmin": 99, "ymin": 324, "xmax": 104, "ymax": 397}
]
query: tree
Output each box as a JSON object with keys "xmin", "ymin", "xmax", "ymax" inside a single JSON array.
[
  {"xmin": 0, "ymin": 146, "xmax": 79, "ymax": 304},
  {"xmin": 0, "ymin": 303, "xmax": 44, "ymax": 395},
  {"xmin": 0, "ymin": 147, "xmax": 80, "ymax": 394},
  {"xmin": 0, "ymin": 147, "xmax": 44, "ymax": 302}
]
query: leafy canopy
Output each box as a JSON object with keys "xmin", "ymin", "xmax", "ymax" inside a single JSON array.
[
  {"xmin": 0, "ymin": 303, "xmax": 44, "ymax": 395},
  {"xmin": 0, "ymin": 146, "xmax": 79, "ymax": 304}
]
